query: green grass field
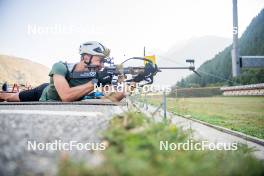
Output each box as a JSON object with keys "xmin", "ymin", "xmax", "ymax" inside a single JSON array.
[{"xmin": 147, "ymin": 96, "xmax": 264, "ymax": 139}]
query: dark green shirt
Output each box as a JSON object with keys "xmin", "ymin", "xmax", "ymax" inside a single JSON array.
[{"xmin": 39, "ymin": 61, "xmax": 92, "ymax": 101}]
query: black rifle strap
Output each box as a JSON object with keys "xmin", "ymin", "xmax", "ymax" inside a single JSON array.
[{"xmin": 64, "ymin": 62, "xmax": 77, "ymax": 82}]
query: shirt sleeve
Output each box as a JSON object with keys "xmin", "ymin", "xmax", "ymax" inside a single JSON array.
[{"xmin": 49, "ymin": 62, "xmax": 68, "ymax": 77}]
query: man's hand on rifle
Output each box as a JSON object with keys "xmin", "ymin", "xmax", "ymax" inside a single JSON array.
[
  {"xmin": 97, "ymin": 69, "xmax": 113, "ymax": 86},
  {"xmin": 133, "ymin": 62, "xmax": 158, "ymax": 83}
]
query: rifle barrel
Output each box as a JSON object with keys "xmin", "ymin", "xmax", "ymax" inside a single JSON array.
[
  {"xmin": 124, "ymin": 66, "xmax": 195, "ymax": 70},
  {"xmin": 158, "ymin": 66, "xmax": 194, "ymax": 70}
]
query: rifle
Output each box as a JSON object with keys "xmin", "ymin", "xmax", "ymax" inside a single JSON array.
[{"xmin": 68, "ymin": 57, "xmax": 200, "ymax": 86}]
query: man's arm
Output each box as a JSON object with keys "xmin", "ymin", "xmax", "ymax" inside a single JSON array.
[{"xmin": 53, "ymin": 74, "xmax": 94, "ymax": 102}]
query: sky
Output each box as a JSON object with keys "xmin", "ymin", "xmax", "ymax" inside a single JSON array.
[{"xmin": 0, "ymin": 0, "xmax": 263, "ymax": 67}]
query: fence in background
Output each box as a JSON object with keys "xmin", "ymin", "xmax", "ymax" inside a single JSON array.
[
  {"xmin": 221, "ymin": 83, "xmax": 264, "ymax": 96},
  {"xmin": 170, "ymin": 87, "xmax": 222, "ymax": 98}
]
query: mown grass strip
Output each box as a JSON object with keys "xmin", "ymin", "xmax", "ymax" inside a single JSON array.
[{"xmin": 147, "ymin": 96, "xmax": 264, "ymax": 139}]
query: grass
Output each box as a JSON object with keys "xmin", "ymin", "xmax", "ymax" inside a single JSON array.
[
  {"xmin": 58, "ymin": 112, "xmax": 264, "ymax": 176},
  {"xmin": 146, "ymin": 96, "xmax": 264, "ymax": 139}
]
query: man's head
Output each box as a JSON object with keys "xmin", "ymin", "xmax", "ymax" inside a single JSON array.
[
  {"xmin": 81, "ymin": 54, "xmax": 105, "ymax": 70},
  {"xmin": 79, "ymin": 41, "xmax": 110, "ymax": 70}
]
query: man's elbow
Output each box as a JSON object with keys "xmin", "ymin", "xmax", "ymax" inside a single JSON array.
[{"xmin": 60, "ymin": 94, "xmax": 73, "ymax": 102}]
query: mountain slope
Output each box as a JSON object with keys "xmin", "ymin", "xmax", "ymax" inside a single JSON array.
[
  {"xmin": 0, "ymin": 55, "xmax": 49, "ymax": 86},
  {"xmin": 164, "ymin": 36, "xmax": 232, "ymax": 67},
  {"xmin": 176, "ymin": 9, "xmax": 264, "ymax": 87},
  {"xmin": 154, "ymin": 36, "xmax": 231, "ymax": 86}
]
